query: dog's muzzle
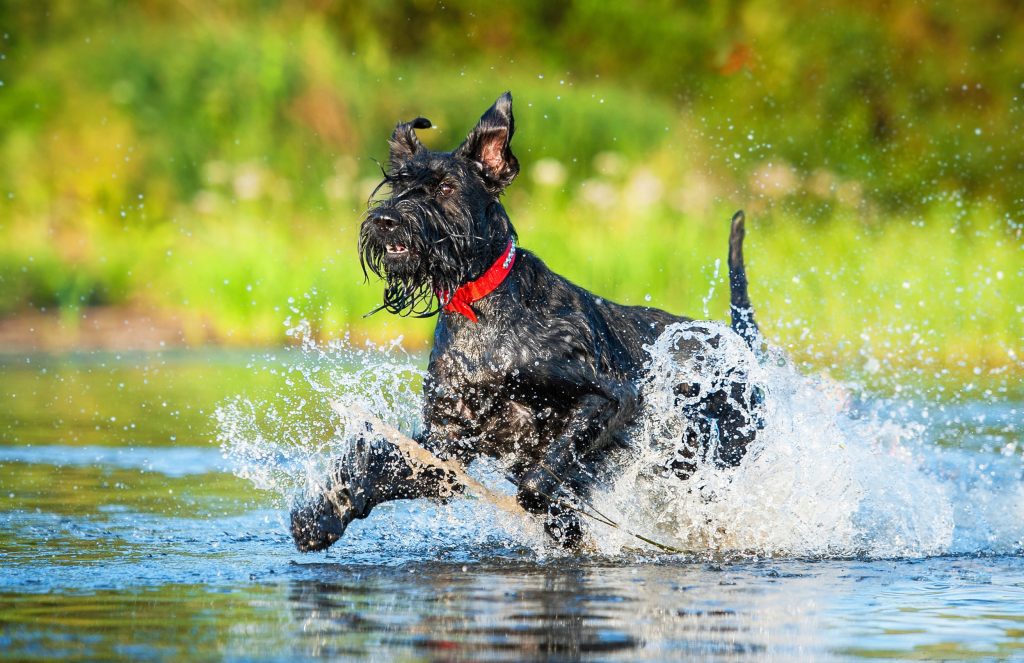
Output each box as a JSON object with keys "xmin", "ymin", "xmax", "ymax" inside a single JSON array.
[{"xmin": 364, "ymin": 210, "xmax": 416, "ymax": 263}]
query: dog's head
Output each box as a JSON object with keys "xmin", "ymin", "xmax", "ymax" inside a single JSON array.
[{"xmin": 360, "ymin": 92, "xmax": 520, "ymax": 317}]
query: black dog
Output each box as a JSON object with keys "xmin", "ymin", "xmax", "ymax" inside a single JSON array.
[{"xmin": 291, "ymin": 92, "xmax": 762, "ymax": 551}]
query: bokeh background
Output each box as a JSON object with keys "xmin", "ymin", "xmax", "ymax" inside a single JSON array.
[{"xmin": 1, "ymin": 0, "xmax": 1021, "ymax": 383}]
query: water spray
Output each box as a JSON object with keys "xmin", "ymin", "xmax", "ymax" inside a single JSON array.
[{"xmin": 332, "ymin": 401, "xmax": 687, "ymax": 554}]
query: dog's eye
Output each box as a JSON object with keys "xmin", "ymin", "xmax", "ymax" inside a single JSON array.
[{"xmin": 437, "ymin": 182, "xmax": 454, "ymax": 198}]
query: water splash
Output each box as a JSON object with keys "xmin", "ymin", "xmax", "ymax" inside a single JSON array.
[
  {"xmin": 215, "ymin": 322, "xmax": 543, "ymax": 553},
  {"xmin": 215, "ymin": 322, "xmax": 426, "ymax": 504},
  {"xmin": 216, "ymin": 320, "xmax": 1022, "ymax": 560},
  {"xmin": 592, "ymin": 321, "xmax": 956, "ymax": 558}
]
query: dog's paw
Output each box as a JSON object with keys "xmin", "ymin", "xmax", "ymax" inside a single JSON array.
[
  {"xmin": 289, "ymin": 489, "xmax": 355, "ymax": 552},
  {"xmin": 544, "ymin": 502, "xmax": 584, "ymax": 549}
]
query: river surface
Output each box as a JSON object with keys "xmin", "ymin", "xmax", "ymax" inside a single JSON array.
[{"xmin": 1, "ymin": 350, "xmax": 1022, "ymax": 661}]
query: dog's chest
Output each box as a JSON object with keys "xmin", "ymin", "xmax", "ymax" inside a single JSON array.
[{"xmin": 425, "ymin": 331, "xmax": 555, "ymax": 459}]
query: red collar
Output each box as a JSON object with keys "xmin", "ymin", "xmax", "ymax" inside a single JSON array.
[{"xmin": 439, "ymin": 239, "xmax": 516, "ymax": 323}]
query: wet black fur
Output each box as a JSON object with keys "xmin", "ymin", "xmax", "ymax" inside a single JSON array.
[{"xmin": 292, "ymin": 92, "xmax": 763, "ymax": 552}]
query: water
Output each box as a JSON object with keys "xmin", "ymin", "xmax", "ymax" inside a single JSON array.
[{"xmin": 1, "ymin": 346, "xmax": 1023, "ymax": 661}]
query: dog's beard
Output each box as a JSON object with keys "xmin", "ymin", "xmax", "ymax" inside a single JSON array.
[
  {"xmin": 377, "ymin": 274, "xmax": 443, "ymax": 318},
  {"xmin": 359, "ymin": 202, "xmax": 478, "ymax": 318}
]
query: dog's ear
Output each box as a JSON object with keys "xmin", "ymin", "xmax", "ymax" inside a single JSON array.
[
  {"xmin": 457, "ymin": 92, "xmax": 519, "ymax": 192},
  {"xmin": 389, "ymin": 117, "xmax": 432, "ymax": 168}
]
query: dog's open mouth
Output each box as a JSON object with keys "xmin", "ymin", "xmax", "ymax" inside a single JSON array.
[{"xmin": 386, "ymin": 244, "xmax": 409, "ymax": 255}]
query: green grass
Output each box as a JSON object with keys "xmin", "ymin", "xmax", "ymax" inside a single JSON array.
[{"xmin": 3, "ymin": 188, "xmax": 1019, "ymax": 374}]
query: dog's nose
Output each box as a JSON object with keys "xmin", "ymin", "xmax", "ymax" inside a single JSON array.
[{"xmin": 371, "ymin": 211, "xmax": 399, "ymax": 232}]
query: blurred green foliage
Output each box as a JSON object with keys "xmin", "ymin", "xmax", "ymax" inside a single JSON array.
[{"xmin": 0, "ymin": 0, "xmax": 1020, "ymax": 369}]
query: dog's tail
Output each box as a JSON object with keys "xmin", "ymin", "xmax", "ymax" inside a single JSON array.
[{"xmin": 728, "ymin": 210, "xmax": 760, "ymax": 349}]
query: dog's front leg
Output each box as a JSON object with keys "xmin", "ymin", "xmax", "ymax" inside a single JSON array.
[
  {"xmin": 516, "ymin": 379, "xmax": 640, "ymax": 547},
  {"xmin": 290, "ymin": 434, "xmax": 462, "ymax": 552}
]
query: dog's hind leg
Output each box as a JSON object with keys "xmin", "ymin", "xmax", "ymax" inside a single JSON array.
[
  {"xmin": 728, "ymin": 210, "xmax": 760, "ymax": 349},
  {"xmin": 672, "ymin": 380, "xmax": 763, "ymax": 480},
  {"xmin": 665, "ymin": 321, "xmax": 765, "ymax": 482}
]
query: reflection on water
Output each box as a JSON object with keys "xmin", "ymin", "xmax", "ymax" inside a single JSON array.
[
  {"xmin": 4, "ymin": 555, "xmax": 1024, "ymax": 661},
  {"xmin": 280, "ymin": 559, "xmax": 1024, "ymax": 660},
  {"xmin": 1, "ymin": 352, "xmax": 1023, "ymax": 661}
]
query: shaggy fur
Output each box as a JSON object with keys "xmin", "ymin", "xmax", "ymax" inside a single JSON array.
[{"xmin": 291, "ymin": 93, "xmax": 763, "ymax": 552}]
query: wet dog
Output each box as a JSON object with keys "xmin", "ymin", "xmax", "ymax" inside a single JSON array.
[{"xmin": 291, "ymin": 92, "xmax": 763, "ymax": 551}]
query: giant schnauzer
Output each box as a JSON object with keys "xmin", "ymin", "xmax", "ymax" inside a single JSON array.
[{"xmin": 291, "ymin": 92, "xmax": 762, "ymax": 551}]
